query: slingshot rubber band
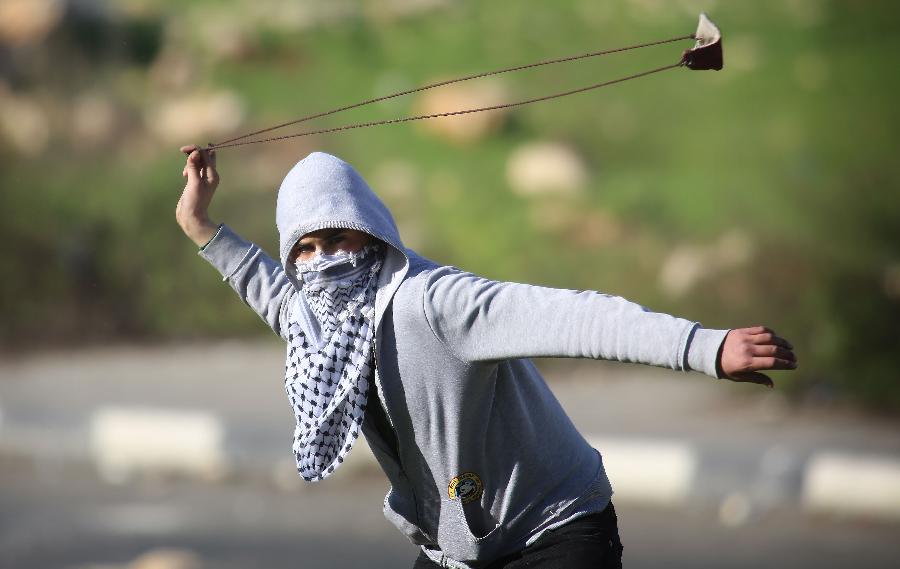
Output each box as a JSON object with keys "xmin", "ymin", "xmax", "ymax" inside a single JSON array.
[{"xmin": 202, "ymin": 14, "xmax": 723, "ymax": 151}]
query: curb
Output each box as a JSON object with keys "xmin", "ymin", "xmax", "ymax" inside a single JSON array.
[
  {"xmin": 2, "ymin": 404, "xmax": 900, "ymax": 522},
  {"xmin": 802, "ymin": 452, "xmax": 900, "ymax": 520},
  {"xmin": 586, "ymin": 436, "xmax": 695, "ymax": 506}
]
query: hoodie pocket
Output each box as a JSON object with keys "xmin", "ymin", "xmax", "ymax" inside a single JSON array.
[
  {"xmin": 450, "ymin": 497, "xmax": 502, "ymax": 542},
  {"xmin": 434, "ymin": 497, "xmax": 505, "ymax": 563},
  {"xmin": 383, "ymin": 486, "xmax": 432, "ymax": 545}
]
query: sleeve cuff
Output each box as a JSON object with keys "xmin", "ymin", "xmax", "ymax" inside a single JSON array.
[
  {"xmin": 198, "ymin": 223, "xmax": 256, "ymax": 281},
  {"xmin": 685, "ymin": 327, "xmax": 731, "ymax": 378}
]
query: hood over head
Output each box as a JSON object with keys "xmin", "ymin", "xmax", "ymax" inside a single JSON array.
[{"xmin": 276, "ymin": 152, "xmax": 406, "ymax": 287}]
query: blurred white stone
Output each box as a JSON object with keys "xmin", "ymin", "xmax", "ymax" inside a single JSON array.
[
  {"xmin": 197, "ymin": 13, "xmax": 256, "ymax": 61},
  {"xmin": 0, "ymin": 0, "xmax": 64, "ymax": 47},
  {"xmin": 714, "ymin": 229, "xmax": 754, "ymax": 269},
  {"xmin": 0, "ymin": 87, "xmax": 50, "ymax": 156},
  {"xmin": 803, "ymin": 452, "xmax": 900, "ymax": 520},
  {"xmin": 71, "ymin": 93, "xmax": 119, "ymax": 147},
  {"xmin": 414, "ymin": 80, "xmax": 508, "ymax": 144},
  {"xmin": 252, "ymin": 0, "xmax": 357, "ymax": 32},
  {"xmin": 659, "ymin": 244, "xmax": 708, "ymax": 298},
  {"xmin": 146, "ymin": 91, "xmax": 245, "ymax": 144},
  {"xmin": 127, "ymin": 548, "xmax": 204, "ymax": 569},
  {"xmin": 90, "ymin": 406, "xmax": 227, "ymax": 483},
  {"xmin": 506, "ymin": 141, "xmax": 588, "ymax": 197},
  {"xmin": 659, "ymin": 230, "xmax": 755, "ymax": 298},
  {"xmin": 719, "ymin": 492, "xmax": 753, "ymax": 527}
]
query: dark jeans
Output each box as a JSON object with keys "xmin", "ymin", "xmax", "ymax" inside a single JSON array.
[{"xmin": 413, "ymin": 502, "xmax": 623, "ymax": 569}]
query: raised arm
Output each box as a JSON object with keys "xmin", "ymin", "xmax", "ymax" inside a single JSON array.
[
  {"xmin": 176, "ymin": 145, "xmax": 298, "ymax": 339},
  {"xmin": 176, "ymin": 145, "xmax": 220, "ymax": 247},
  {"xmin": 423, "ymin": 267, "xmax": 796, "ymax": 386}
]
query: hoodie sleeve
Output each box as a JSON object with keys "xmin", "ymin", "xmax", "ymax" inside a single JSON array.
[
  {"xmin": 422, "ymin": 267, "xmax": 728, "ymax": 378},
  {"xmin": 198, "ymin": 224, "xmax": 297, "ymax": 341}
]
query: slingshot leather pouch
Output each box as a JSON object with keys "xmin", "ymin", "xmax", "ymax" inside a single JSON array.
[{"xmin": 683, "ymin": 13, "xmax": 723, "ymax": 71}]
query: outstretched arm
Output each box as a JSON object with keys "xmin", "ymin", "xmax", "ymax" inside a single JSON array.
[{"xmin": 424, "ymin": 267, "xmax": 797, "ymax": 386}]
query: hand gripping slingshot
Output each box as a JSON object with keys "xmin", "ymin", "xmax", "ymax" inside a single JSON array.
[{"xmin": 203, "ymin": 13, "xmax": 723, "ymax": 152}]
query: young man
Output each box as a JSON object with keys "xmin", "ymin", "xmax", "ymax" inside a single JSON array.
[{"xmin": 176, "ymin": 145, "xmax": 797, "ymax": 569}]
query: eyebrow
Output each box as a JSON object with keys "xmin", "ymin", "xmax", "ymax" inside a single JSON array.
[{"xmin": 296, "ymin": 228, "xmax": 346, "ymax": 246}]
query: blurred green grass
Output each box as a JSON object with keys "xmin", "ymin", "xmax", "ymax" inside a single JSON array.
[{"xmin": 1, "ymin": 0, "xmax": 898, "ymax": 410}]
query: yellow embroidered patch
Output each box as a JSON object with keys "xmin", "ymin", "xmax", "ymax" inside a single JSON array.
[{"xmin": 448, "ymin": 472, "xmax": 484, "ymax": 504}]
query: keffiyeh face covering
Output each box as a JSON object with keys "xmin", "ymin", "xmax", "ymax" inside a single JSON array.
[{"xmin": 284, "ymin": 242, "xmax": 383, "ymax": 481}]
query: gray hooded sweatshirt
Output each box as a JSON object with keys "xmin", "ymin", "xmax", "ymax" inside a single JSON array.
[{"xmin": 199, "ymin": 152, "xmax": 728, "ymax": 568}]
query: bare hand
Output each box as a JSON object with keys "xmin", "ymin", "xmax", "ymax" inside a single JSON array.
[
  {"xmin": 719, "ymin": 326, "xmax": 797, "ymax": 388},
  {"xmin": 176, "ymin": 144, "xmax": 220, "ymax": 247}
]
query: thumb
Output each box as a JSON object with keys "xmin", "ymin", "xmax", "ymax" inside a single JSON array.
[{"xmin": 731, "ymin": 371, "xmax": 774, "ymax": 389}]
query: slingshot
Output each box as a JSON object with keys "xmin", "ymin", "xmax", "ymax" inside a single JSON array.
[{"xmin": 203, "ymin": 13, "xmax": 723, "ymax": 152}]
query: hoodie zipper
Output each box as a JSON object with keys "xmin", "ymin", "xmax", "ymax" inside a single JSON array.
[{"xmin": 373, "ymin": 336, "xmax": 396, "ymax": 430}]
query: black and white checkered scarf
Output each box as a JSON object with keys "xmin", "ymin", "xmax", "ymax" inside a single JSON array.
[{"xmin": 284, "ymin": 243, "xmax": 383, "ymax": 481}]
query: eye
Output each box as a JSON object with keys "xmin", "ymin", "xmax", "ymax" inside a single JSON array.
[{"xmin": 293, "ymin": 243, "xmax": 313, "ymax": 258}]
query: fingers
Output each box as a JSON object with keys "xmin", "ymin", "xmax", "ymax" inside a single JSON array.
[
  {"xmin": 720, "ymin": 326, "xmax": 799, "ymax": 384},
  {"xmin": 748, "ymin": 327, "xmax": 793, "ymax": 350},
  {"xmin": 751, "ymin": 344, "xmax": 796, "ymax": 362},
  {"xmin": 205, "ymin": 149, "xmax": 219, "ymax": 186},
  {"xmin": 184, "ymin": 150, "xmax": 202, "ymax": 184},
  {"xmin": 749, "ymin": 356, "xmax": 797, "ymax": 371},
  {"xmin": 746, "ymin": 328, "xmax": 797, "ymax": 371},
  {"xmin": 180, "ymin": 145, "xmax": 219, "ymax": 187}
]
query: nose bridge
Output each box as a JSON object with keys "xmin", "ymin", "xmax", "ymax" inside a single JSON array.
[{"xmin": 317, "ymin": 237, "xmax": 338, "ymax": 256}]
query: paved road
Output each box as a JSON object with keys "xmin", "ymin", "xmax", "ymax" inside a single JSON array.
[
  {"xmin": 1, "ymin": 342, "xmax": 899, "ymax": 568},
  {"xmin": 1, "ymin": 457, "xmax": 898, "ymax": 569}
]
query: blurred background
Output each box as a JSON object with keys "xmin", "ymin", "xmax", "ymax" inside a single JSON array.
[{"xmin": 1, "ymin": 0, "xmax": 898, "ymax": 568}]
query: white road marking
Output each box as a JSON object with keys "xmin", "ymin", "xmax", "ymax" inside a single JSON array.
[
  {"xmin": 803, "ymin": 452, "xmax": 900, "ymax": 520},
  {"xmin": 588, "ymin": 436, "xmax": 697, "ymax": 506},
  {"xmin": 90, "ymin": 406, "xmax": 227, "ymax": 483}
]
